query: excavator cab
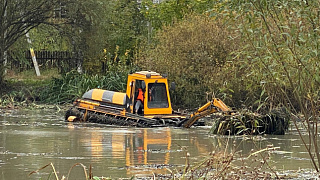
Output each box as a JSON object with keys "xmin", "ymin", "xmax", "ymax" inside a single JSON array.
[{"xmin": 126, "ymin": 71, "xmax": 173, "ymax": 116}]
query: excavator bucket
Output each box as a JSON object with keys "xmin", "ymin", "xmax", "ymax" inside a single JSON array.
[{"xmin": 213, "ymin": 98, "xmax": 231, "ymax": 112}]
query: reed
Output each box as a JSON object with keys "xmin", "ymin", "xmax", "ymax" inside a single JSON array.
[
  {"xmin": 161, "ymin": 140, "xmax": 279, "ymax": 179},
  {"xmin": 29, "ymin": 148, "xmax": 277, "ymax": 179},
  {"xmin": 29, "ymin": 162, "xmax": 111, "ymax": 180},
  {"xmin": 39, "ymin": 70, "xmax": 128, "ymax": 104}
]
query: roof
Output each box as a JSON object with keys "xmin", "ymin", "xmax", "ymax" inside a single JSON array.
[
  {"xmin": 134, "ymin": 71, "xmax": 160, "ymax": 76},
  {"xmin": 130, "ymin": 71, "xmax": 165, "ymax": 79}
]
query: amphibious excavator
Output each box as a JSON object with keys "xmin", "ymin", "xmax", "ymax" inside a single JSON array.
[{"xmin": 65, "ymin": 71, "xmax": 231, "ymax": 128}]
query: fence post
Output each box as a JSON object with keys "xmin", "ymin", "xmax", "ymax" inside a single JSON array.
[{"xmin": 25, "ymin": 32, "xmax": 40, "ymax": 76}]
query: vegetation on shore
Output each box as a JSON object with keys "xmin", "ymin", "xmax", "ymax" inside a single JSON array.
[
  {"xmin": 1, "ymin": 69, "xmax": 60, "ymax": 108},
  {"xmin": 1, "ymin": 66, "xmax": 133, "ymax": 107}
]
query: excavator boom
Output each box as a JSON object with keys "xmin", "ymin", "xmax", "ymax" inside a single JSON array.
[{"xmin": 181, "ymin": 98, "xmax": 231, "ymax": 128}]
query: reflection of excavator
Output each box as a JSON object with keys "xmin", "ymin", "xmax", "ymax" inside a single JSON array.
[
  {"xmin": 65, "ymin": 71, "xmax": 231, "ymax": 127},
  {"xmin": 125, "ymin": 128, "xmax": 172, "ymax": 176}
]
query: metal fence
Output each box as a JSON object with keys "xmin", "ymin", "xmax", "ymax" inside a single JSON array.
[{"xmin": 7, "ymin": 50, "xmax": 77, "ymax": 73}]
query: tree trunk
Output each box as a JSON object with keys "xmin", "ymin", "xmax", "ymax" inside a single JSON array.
[
  {"xmin": 77, "ymin": 49, "xmax": 83, "ymax": 73},
  {"xmin": 0, "ymin": 48, "xmax": 5, "ymax": 86}
]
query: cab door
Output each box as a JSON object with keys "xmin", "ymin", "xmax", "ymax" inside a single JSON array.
[
  {"xmin": 144, "ymin": 80, "xmax": 172, "ymax": 115},
  {"xmin": 126, "ymin": 79, "xmax": 146, "ymax": 114}
]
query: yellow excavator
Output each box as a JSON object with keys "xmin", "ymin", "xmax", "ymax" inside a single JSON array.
[{"xmin": 65, "ymin": 71, "xmax": 231, "ymax": 128}]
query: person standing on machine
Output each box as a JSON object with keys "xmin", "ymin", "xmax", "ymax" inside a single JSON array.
[{"xmin": 135, "ymin": 87, "xmax": 144, "ymax": 114}]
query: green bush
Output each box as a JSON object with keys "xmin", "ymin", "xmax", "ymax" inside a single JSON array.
[{"xmin": 139, "ymin": 14, "xmax": 240, "ymax": 108}]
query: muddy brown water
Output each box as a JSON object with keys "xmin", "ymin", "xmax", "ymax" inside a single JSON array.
[{"xmin": 0, "ymin": 109, "xmax": 317, "ymax": 179}]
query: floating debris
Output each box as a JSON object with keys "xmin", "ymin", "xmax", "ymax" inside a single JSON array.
[{"xmin": 209, "ymin": 108, "xmax": 290, "ymax": 135}]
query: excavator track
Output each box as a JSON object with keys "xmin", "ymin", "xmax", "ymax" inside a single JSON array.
[
  {"xmin": 64, "ymin": 97, "xmax": 232, "ymax": 128},
  {"xmin": 65, "ymin": 107, "xmax": 165, "ymax": 128}
]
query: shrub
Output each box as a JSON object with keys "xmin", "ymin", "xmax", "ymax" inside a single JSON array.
[{"xmin": 138, "ymin": 14, "xmax": 240, "ymax": 108}]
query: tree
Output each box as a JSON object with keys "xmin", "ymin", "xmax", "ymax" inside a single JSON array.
[
  {"xmin": 141, "ymin": 0, "xmax": 218, "ymax": 31},
  {"xmin": 217, "ymin": 0, "xmax": 320, "ymax": 171},
  {"xmin": 103, "ymin": 0, "xmax": 146, "ymax": 67},
  {"xmin": 0, "ymin": 0, "xmax": 69, "ymax": 84},
  {"xmin": 56, "ymin": 0, "xmax": 147, "ymax": 74},
  {"xmin": 138, "ymin": 14, "xmax": 239, "ymax": 108}
]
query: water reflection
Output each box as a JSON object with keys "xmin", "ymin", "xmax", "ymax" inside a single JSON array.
[
  {"xmin": 73, "ymin": 126, "xmax": 173, "ymax": 177},
  {"xmin": 0, "ymin": 109, "xmax": 316, "ymax": 179}
]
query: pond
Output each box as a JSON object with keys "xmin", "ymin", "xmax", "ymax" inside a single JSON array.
[{"xmin": 0, "ymin": 109, "xmax": 317, "ymax": 179}]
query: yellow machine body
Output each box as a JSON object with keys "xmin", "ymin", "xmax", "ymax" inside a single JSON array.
[
  {"xmin": 76, "ymin": 89, "xmax": 130, "ymax": 112},
  {"xmin": 82, "ymin": 89, "xmax": 129, "ymax": 107}
]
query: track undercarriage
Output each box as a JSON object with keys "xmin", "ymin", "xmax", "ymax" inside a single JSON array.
[{"xmin": 65, "ymin": 106, "xmax": 188, "ymax": 128}]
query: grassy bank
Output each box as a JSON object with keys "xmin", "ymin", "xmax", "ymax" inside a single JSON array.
[
  {"xmin": 0, "ymin": 68, "xmax": 129, "ymax": 108},
  {"xmin": 1, "ymin": 69, "xmax": 61, "ymax": 108}
]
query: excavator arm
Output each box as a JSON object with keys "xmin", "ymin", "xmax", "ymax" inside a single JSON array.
[{"xmin": 181, "ymin": 98, "xmax": 231, "ymax": 128}]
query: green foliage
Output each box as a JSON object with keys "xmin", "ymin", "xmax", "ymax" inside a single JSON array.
[
  {"xmin": 214, "ymin": 0, "xmax": 320, "ymax": 171},
  {"xmin": 139, "ymin": 14, "xmax": 239, "ymax": 108},
  {"xmin": 39, "ymin": 70, "xmax": 130, "ymax": 104},
  {"xmin": 5, "ymin": 0, "xmax": 146, "ymax": 77},
  {"xmin": 0, "ymin": 0, "xmax": 72, "ymax": 85},
  {"xmin": 5, "ymin": 0, "xmax": 319, "ymax": 115},
  {"xmin": 141, "ymin": 0, "xmax": 217, "ymax": 31},
  {"xmin": 56, "ymin": 0, "xmax": 147, "ymax": 73},
  {"xmin": 216, "ymin": 0, "xmax": 320, "ymax": 112},
  {"xmin": 28, "ymin": 24, "xmax": 71, "ymax": 51},
  {"xmin": 0, "ymin": 84, "xmax": 40, "ymax": 107},
  {"xmin": 102, "ymin": 0, "xmax": 146, "ymax": 56},
  {"xmin": 139, "ymin": 0, "xmax": 319, "ymax": 111}
]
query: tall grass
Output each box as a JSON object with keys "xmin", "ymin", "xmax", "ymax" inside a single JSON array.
[
  {"xmin": 39, "ymin": 70, "xmax": 129, "ymax": 104},
  {"xmin": 169, "ymin": 145, "xmax": 278, "ymax": 179},
  {"xmin": 29, "ymin": 162, "xmax": 111, "ymax": 180}
]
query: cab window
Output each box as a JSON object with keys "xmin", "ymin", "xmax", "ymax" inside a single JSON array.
[{"xmin": 147, "ymin": 83, "xmax": 169, "ymax": 108}]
